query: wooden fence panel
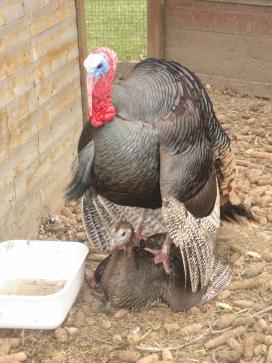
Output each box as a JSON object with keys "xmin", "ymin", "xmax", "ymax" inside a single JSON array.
[
  {"xmin": 164, "ymin": 0, "xmax": 272, "ymax": 98},
  {"xmin": 0, "ymin": 0, "xmax": 83, "ymax": 240}
]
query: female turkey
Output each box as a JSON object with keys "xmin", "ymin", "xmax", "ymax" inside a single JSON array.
[
  {"xmin": 94, "ymin": 220, "xmax": 231, "ymax": 312},
  {"xmin": 67, "ymin": 47, "xmax": 253, "ymax": 292}
]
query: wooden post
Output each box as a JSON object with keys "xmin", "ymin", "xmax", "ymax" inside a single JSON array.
[
  {"xmin": 75, "ymin": 0, "xmax": 88, "ymax": 123},
  {"xmin": 147, "ymin": 0, "xmax": 164, "ymax": 58}
]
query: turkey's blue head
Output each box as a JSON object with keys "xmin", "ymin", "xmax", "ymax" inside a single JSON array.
[
  {"xmin": 84, "ymin": 47, "xmax": 117, "ymax": 127},
  {"xmin": 84, "ymin": 53, "xmax": 109, "ymax": 79}
]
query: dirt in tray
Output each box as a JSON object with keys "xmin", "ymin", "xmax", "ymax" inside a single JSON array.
[
  {"xmin": 0, "ymin": 279, "xmax": 66, "ymax": 296},
  {"xmin": 1, "ymin": 88, "xmax": 271, "ymax": 363}
]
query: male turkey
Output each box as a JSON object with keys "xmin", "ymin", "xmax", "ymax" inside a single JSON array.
[{"xmin": 67, "ymin": 47, "xmax": 253, "ymax": 292}]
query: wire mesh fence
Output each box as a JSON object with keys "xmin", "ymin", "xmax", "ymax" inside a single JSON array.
[{"xmin": 85, "ymin": 0, "xmax": 147, "ymax": 60}]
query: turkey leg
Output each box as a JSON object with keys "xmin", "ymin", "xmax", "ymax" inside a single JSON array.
[
  {"xmin": 134, "ymin": 208, "xmax": 149, "ymax": 243},
  {"xmin": 144, "ymin": 234, "xmax": 171, "ymax": 273}
]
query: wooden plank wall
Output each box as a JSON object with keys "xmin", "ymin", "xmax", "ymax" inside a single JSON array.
[
  {"xmin": 147, "ymin": 0, "xmax": 164, "ymax": 58},
  {"xmin": 0, "ymin": 0, "xmax": 83, "ymax": 240},
  {"xmin": 164, "ymin": 0, "xmax": 272, "ymax": 98}
]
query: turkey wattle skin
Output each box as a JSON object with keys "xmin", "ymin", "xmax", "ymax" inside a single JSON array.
[{"xmin": 67, "ymin": 47, "xmax": 253, "ymax": 292}]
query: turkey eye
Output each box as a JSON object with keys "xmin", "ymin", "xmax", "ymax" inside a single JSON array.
[
  {"xmin": 121, "ymin": 231, "xmax": 126, "ymax": 237},
  {"xmin": 97, "ymin": 63, "xmax": 103, "ymax": 69}
]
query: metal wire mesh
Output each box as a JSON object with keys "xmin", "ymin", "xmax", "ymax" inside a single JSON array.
[{"xmin": 85, "ymin": 0, "xmax": 147, "ymax": 60}]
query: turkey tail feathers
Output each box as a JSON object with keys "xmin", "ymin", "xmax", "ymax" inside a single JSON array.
[
  {"xmin": 220, "ymin": 201, "xmax": 256, "ymax": 223},
  {"xmin": 81, "ymin": 193, "xmax": 118, "ymax": 252},
  {"xmin": 162, "ymin": 184, "xmax": 220, "ymax": 293},
  {"xmin": 200, "ymin": 257, "xmax": 231, "ymax": 305},
  {"xmin": 66, "ymin": 141, "xmax": 94, "ymax": 201}
]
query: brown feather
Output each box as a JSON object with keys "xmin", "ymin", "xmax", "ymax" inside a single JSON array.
[{"xmin": 95, "ymin": 221, "xmax": 231, "ymax": 311}]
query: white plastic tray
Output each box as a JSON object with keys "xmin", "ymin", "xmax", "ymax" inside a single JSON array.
[{"xmin": 0, "ymin": 240, "xmax": 89, "ymax": 329}]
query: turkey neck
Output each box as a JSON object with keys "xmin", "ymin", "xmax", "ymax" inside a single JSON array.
[{"xmin": 92, "ymin": 119, "xmax": 161, "ymax": 209}]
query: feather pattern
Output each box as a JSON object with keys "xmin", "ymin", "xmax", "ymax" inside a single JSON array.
[
  {"xmin": 66, "ymin": 141, "xmax": 94, "ymax": 200},
  {"xmin": 67, "ymin": 52, "xmax": 252, "ymax": 292},
  {"xmin": 82, "ymin": 192, "xmax": 165, "ymax": 252},
  {"xmin": 200, "ymin": 257, "xmax": 232, "ymax": 304},
  {"xmin": 95, "ymin": 223, "xmax": 231, "ymax": 311},
  {"xmin": 162, "ymin": 182, "xmax": 220, "ymax": 292}
]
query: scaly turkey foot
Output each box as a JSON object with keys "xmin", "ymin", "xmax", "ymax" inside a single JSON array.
[
  {"xmin": 144, "ymin": 235, "xmax": 171, "ymax": 273},
  {"xmin": 133, "ymin": 208, "xmax": 149, "ymax": 246},
  {"xmin": 144, "ymin": 247, "xmax": 170, "ymax": 274}
]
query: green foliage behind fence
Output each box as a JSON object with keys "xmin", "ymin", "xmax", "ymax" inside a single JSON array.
[{"xmin": 85, "ymin": 0, "xmax": 147, "ymax": 60}]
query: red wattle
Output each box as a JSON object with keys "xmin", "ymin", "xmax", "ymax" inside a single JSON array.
[
  {"xmin": 90, "ymin": 105, "xmax": 116, "ymax": 127},
  {"xmin": 103, "ymin": 105, "xmax": 116, "ymax": 122},
  {"xmin": 104, "ymin": 111, "xmax": 116, "ymax": 122},
  {"xmin": 106, "ymin": 105, "xmax": 115, "ymax": 114},
  {"xmin": 91, "ymin": 117, "xmax": 104, "ymax": 127}
]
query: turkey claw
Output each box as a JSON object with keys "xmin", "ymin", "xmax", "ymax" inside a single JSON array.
[{"xmin": 144, "ymin": 247, "xmax": 170, "ymax": 274}]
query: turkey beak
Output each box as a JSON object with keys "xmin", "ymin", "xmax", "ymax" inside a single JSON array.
[
  {"xmin": 109, "ymin": 237, "xmax": 118, "ymax": 251},
  {"xmin": 109, "ymin": 237, "xmax": 126, "ymax": 251}
]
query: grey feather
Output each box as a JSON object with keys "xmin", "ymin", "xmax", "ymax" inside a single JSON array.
[
  {"xmin": 162, "ymin": 183, "xmax": 220, "ymax": 292},
  {"xmin": 66, "ymin": 141, "xmax": 94, "ymax": 200},
  {"xmin": 94, "ymin": 220, "xmax": 231, "ymax": 311},
  {"xmin": 200, "ymin": 257, "xmax": 232, "ymax": 305},
  {"xmin": 67, "ymin": 55, "xmax": 248, "ymax": 293}
]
